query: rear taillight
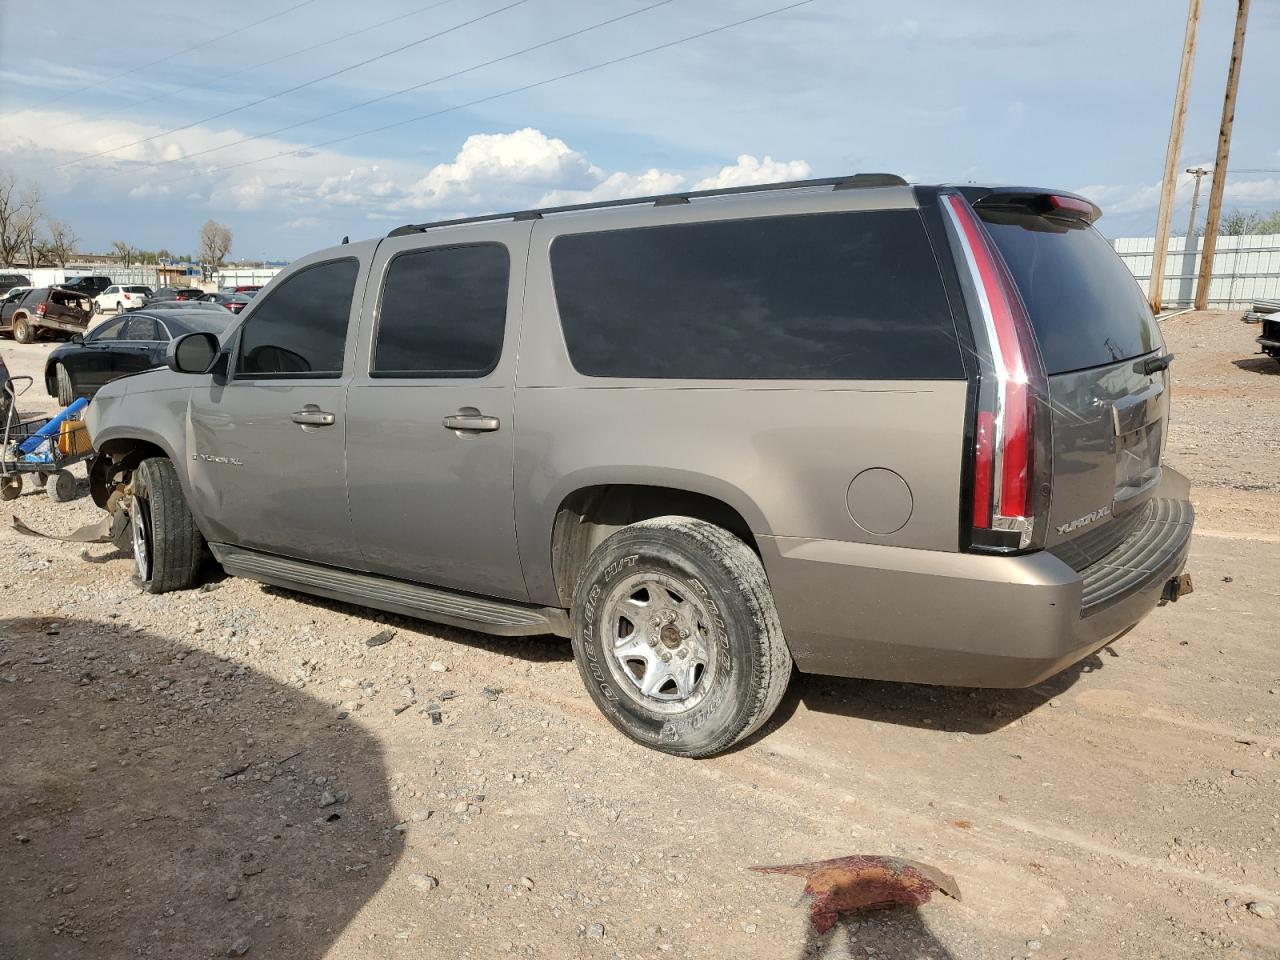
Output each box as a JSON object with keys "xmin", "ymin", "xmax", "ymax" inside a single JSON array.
[
  {"xmin": 37, "ymin": 303, "xmax": 46, "ymax": 316},
  {"xmin": 941, "ymin": 192, "xmax": 1048, "ymax": 551}
]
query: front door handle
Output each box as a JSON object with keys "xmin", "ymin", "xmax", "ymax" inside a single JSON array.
[
  {"xmin": 442, "ymin": 410, "xmax": 500, "ymax": 433},
  {"xmin": 291, "ymin": 405, "xmax": 335, "ymax": 426}
]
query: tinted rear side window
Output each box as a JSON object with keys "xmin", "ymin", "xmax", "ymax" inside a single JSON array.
[
  {"xmin": 374, "ymin": 244, "xmax": 509, "ymax": 377},
  {"xmin": 979, "ymin": 213, "xmax": 1161, "ymax": 375},
  {"xmin": 237, "ymin": 258, "xmax": 358, "ymax": 378},
  {"xmin": 551, "ymin": 210, "xmax": 962, "ymax": 380}
]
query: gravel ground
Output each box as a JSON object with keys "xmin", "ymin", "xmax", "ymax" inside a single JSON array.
[{"xmin": 1, "ymin": 312, "xmax": 1278, "ymax": 960}]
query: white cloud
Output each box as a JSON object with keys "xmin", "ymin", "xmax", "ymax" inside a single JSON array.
[
  {"xmin": 538, "ymin": 169, "xmax": 686, "ymax": 207},
  {"xmin": 400, "ymin": 129, "xmax": 597, "ymax": 211},
  {"xmin": 0, "ymin": 111, "xmax": 812, "ymax": 249},
  {"xmin": 1076, "ymin": 170, "xmax": 1280, "ymax": 228},
  {"xmin": 694, "ymin": 155, "xmax": 811, "ymax": 190}
]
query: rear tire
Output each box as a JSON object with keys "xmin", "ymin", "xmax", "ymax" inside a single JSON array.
[
  {"xmin": 570, "ymin": 516, "xmax": 792, "ymax": 757},
  {"xmin": 0, "ymin": 476, "xmax": 20, "ymax": 501},
  {"xmin": 13, "ymin": 315, "xmax": 33, "ymax": 344},
  {"xmin": 129, "ymin": 457, "xmax": 203, "ymax": 593},
  {"xmin": 55, "ymin": 363, "xmax": 75, "ymax": 407}
]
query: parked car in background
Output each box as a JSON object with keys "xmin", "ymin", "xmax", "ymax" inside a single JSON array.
[
  {"xmin": 0, "ymin": 273, "xmax": 31, "ymax": 296},
  {"xmin": 45, "ymin": 307, "xmax": 238, "ymax": 405},
  {"xmin": 143, "ymin": 300, "xmax": 228, "ymax": 314},
  {"xmin": 1, "ymin": 286, "xmax": 32, "ymax": 321},
  {"xmin": 233, "ymin": 284, "xmax": 262, "ymax": 294},
  {"xmin": 1258, "ymin": 313, "xmax": 1280, "ymax": 367},
  {"xmin": 93, "ymin": 284, "xmax": 152, "ymax": 314},
  {"xmin": 58, "ymin": 275, "xmax": 113, "ymax": 298},
  {"xmin": 2, "ymin": 286, "xmax": 93, "ymax": 342},
  {"xmin": 152, "ymin": 286, "xmax": 204, "ymax": 302},
  {"xmin": 83, "ymin": 175, "xmax": 1195, "ymax": 757},
  {"xmin": 198, "ymin": 291, "xmax": 253, "ymax": 313}
]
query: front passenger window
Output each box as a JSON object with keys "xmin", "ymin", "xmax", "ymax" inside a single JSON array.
[{"xmin": 236, "ymin": 258, "xmax": 358, "ymax": 378}]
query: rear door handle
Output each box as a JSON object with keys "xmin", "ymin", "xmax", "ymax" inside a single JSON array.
[
  {"xmin": 442, "ymin": 411, "xmax": 500, "ymax": 433},
  {"xmin": 291, "ymin": 406, "xmax": 335, "ymax": 426}
]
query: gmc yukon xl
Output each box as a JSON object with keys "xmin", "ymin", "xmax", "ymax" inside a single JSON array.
[{"xmin": 83, "ymin": 175, "xmax": 1195, "ymax": 756}]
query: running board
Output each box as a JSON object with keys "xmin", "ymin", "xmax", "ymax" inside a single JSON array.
[{"xmin": 209, "ymin": 544, "xmax": 570, "ymax": 638}]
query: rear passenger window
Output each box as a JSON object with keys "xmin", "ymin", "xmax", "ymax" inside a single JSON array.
[
  {"xmin": 123, "ymin": 316, "xmax": 160, "ymax": 341},
  {"xmin": 237, "ymin": 258, "xmax": 358, "ymax": 378},
  {"xmin": 551, "ymin": 210, "xmax": 962, "ymax": 380},
  {"xmin": 373, "ymin": 244, "xmax": 509, "ymax": 377}
]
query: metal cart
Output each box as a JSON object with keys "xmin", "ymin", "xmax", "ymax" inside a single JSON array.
[{"xmin": 1, "ymin": 375, "xmax": 93, "ymax": 502}]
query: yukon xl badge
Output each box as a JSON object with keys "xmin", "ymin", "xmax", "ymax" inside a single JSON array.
[
  {"xmin": 192, "ymin": 453, "xmax": 243, "ymax": 466},
  {"xmin": 1057, "ymin": 505, "xmax": 1112, "ymax": 535}
]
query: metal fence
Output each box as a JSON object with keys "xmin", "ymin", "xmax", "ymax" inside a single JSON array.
[{"xmin": 1111, "ymin": 233, "xmax": 1280, "ymax": 308}]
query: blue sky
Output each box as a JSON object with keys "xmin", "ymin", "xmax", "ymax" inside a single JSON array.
[{"xmin": 1, "ymin": 0, "xmax": 1278, "ymax": 260}]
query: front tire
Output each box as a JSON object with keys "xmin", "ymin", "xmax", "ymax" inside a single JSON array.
[
  {"xmin": 55, "ymin": 364, "xmax": 75, "ymax": 407},
  {"xmin": 13, "ymin": 315, "xmax": 33, "ymax": 344},
  {"xmin": 571, "ymin": 516, "xmax": 792, "ymax": 757},
  {"xmin": 129, "ymin": 457, "xmax": 203, "ymax": 593}
]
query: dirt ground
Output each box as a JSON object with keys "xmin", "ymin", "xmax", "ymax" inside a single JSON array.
[{"xmin": 1, "ymin": 310, "xmax": 1277, "ymax": 960}]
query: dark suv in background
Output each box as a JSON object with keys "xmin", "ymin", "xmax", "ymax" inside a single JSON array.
[
  {"xmin": 85, "ymin": 175, "xmax": 1194, "ymax": 757},
  {"xmin": 1, "ymin": 286, "xmax": 92, "ymax": 342}
]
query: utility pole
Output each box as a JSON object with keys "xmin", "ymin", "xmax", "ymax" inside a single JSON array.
[
  {"xmin": 1184, "ymin": 166, "xmax": 1210, "ymax": 240},
  {"xmin": 1195, "ymin": 0, "xmax": 1251, "ymax": 311},
  {"xmin": 1149, "ymin": 0, "xmax": 1202, "ymax": 314}
]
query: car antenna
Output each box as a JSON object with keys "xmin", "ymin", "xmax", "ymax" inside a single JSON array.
[{"xmin": 341, "ymin": 235, "xmax": 349, "ymax": 245}]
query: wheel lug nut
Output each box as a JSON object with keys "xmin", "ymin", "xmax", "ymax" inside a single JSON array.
[
  {"xmin": 676, "ymin": 648, "xmax": 688, "ymax": 659},
  {"xmin": 679, "ymin": 628, "xmax": 689, "ymax": 639},
  {"xmin": 660, "ymin": 652, "xmax": 672, "ymax": 663},
  {"xmin": 647, "ymin": 637, "xmax": 658, "ymax": 647}
]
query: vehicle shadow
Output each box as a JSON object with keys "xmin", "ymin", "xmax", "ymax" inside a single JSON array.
[
  {"xmin": 753, "ymin": 651, "xmax": 1106, "ymax": 741},
  {"xmin": 0, "ymin": 615, "xmax": 403, "ymax": 960},
  {"xmin": 257, "ymin": 583, "xmax": 574, "ymax": 664},
  {"xmin": 795, "ymin": 908, "xmax": 957, "ymax": 959},
  {"xmin": 1231, "ymin": 356, "xmax": 1280, "ymax": 375}
]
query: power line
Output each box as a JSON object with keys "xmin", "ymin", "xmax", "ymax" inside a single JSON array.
[
  {"xmin": 44, "ymin": 0, "xmax": 464, "ymax": 134},
  {"xmin": 143, "ymin": 0, "xmax": 819, "ymax": 191},
  {"xmin": 137, "ymin": 0, "xmax": 677, "ymax": 173},
  {"xmin": 54, "ymin": 0, "xmax": 535, "ymax": 170},
  {"xmin": 20, "ymin": 0, "xmax": 324, "ymax": 112}
]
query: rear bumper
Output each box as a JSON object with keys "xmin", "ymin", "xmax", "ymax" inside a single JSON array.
[
  {"xmin": 759, "ymin": 496, "xmax": 1194, "ymax": 688},
  {"xmin": 36, "ymin": 317, "xmax": 89, "ymax": 334}
]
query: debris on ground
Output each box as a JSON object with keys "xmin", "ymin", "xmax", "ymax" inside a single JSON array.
[
  {"xmin": 366, "ymin": 629, "xmax": 395, "ymax": 647},
  {"xmin": 750, "ymin": 854, "xmax": 961, "ymax": 933}
]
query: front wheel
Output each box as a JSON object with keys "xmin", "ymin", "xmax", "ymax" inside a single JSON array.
[
  {"xmin": 55, "ymin": 363, "xmax": 75, "ymax": 407},
  {"xmin": 129, "ymin": 457, "xmax": 204, "ymax": 593},
  {"xmin": 13, "ymin": 315, "xmax": 33, "ymax": 344},
  {"xmin": 571, "ymin": 517, "xmax": 792, "ymax": 757}
]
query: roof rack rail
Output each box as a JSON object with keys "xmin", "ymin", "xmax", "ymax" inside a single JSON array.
[{"xmin": 386, "ymin": 172, "xmax": 908, "ymax": 237}]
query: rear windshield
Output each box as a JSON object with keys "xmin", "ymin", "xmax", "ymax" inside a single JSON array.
[
  {"xmin": 125, "ymin": 285, "xmax": 149, "ymax": 293},
  {"xmin": 979, "ymin": 212, "xmax": 1161, "ymax": 375}
]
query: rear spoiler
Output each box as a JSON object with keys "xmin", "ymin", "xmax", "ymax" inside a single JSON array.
[{"xmin": 959, "ymin": 186, "xmax": 1102, "ymax": 225}]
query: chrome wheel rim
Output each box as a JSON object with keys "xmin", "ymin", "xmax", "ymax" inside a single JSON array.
[
  {"xmin": 130, "ymin": 495, "xmax": 150, "ymax": 581},
  {"xmin": 600, "ymin": 571, "xmax": 717, "ymax": 713}
]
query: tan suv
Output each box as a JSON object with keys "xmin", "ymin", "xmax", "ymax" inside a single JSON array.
[{"xmin": 84, "ymin": 175, "xmax": 1194, "ymax": 756}]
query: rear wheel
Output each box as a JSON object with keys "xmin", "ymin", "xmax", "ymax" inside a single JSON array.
[
  {"xmin": 13, "ymin": 315, "xmax": 33, "ymax": 344},
  {"xmin": 0, "ymin": 476, "xmax": 20, "ymax": 500},
  {"xmin": 116, "ymin": 301, "xmax": 124, "ymax": 313},
  {"xmin": 129, "ymin": 457, "xmax": 203, "ymax": 593},
  {"xmin": 55, "ymin": 363, "xmax": 75, "ymax": 407},
  {"xmin": 570, "ymin": 516, "xmax": 792, "ymax": 757},
  {"xmin": 47, "ymin": 469, "xmax": 75, "ymax": 502}
]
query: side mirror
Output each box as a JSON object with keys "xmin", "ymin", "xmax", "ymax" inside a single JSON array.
[
  {"xmin": 69, "ymin": 333, "xmax": 84, "ymax": 345},
  {"xmin": 167, "ymin": 332, "xmax": 220, "ymax": 374}
]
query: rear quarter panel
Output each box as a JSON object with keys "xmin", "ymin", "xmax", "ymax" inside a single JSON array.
[{"xmin": 513, "ymin": 189, "xmax": 971, "ymax": 607}]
